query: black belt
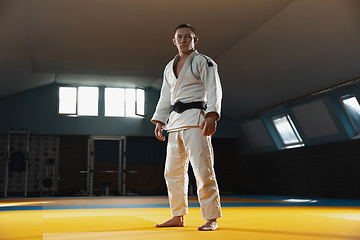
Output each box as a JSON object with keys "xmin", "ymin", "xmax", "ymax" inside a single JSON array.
[{"xmin": 170, "ymin": 101, "xmax": 207, "ymax": 114}]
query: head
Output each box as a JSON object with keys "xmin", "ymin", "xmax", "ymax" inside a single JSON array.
[{"xmin": 173, "ymin": 24, "xmax": 198, "ymax": 54}]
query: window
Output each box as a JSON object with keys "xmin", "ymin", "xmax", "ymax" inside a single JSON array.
[
  {"xmin": 105, "ymin": 88, "xmax": 125, "ymax": 117},
  {"xmin": 105, "ymin": 87, "xmax": 145, "ymax": 117},
  {"xmin": 125, "ymin": 88, "xmax": 137, "ymax": 117},
  {"xmin": 135, "ymin": 87, "xmax": 145, "ymax": 116},
  {"xmin": 58, "ymin": 86, "xmax": 99, "ymax": 116},
  {"xmin": 340, "ymin": 94, "xmax": 360, "ymax": 133},
  {"xmin": 272, "ymin": 114, "xmax": 304, "ymax": 148},
  {"xmin": 58, "ymin": 86, "xmax": 145, "ymax": 118},
  {"xmin": 78, "ymin": 87, "xmax": 99, "ymax": 116},
  {"xmin": 59, "ymin": 87, "xmax": 77, "ymax": 115}
]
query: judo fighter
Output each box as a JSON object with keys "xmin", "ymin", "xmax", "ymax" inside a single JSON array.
[{"xmin": 151, "ymin": 24, "xmax": 222, "ymax": 231}]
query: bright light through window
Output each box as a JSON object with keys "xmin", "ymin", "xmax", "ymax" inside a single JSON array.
[
  {"xmin": 272, "ymin": 114, "xmax": 303, "ymax": 147},
  {"xmin": 78, "ymin": 87, "xmax": 98, "ymax": 116},
  {"xmin": 340, "ymin": 94, "xmax": 360, "ymax": 132},
  {"xmin": 59, "ymin": 86, "xmax": 145, "ymax": 118},
  {"xmin": 105, "ymin": 88, "xmax": 145, "ymax": 117},
  {"xmin": 136, "ymin": 88, "xmax": 145, "ymax": 116},
  {"xmin": 59, "ymin": 87, "xmax": 77, "ymax": 114},
  {"xmin": 343, "ymin": 97, "xmax": 360, "ymax": 110},
  {"xmin": 105, "ymin": 88, "xmax": 125, "ymax": 117},
  {"xmin": 126, "ymin": 88, "xmax": 136, "ymax": 117}
]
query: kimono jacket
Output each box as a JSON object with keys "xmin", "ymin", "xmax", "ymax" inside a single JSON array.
[{"xmin": 151, "ymin": 50, "xmax": 222, "ymax": 132}]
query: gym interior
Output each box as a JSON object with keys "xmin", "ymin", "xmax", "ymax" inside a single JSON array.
[{"xmin": 1, "ymin": 0, "xmax": 360, "ymax": 239}]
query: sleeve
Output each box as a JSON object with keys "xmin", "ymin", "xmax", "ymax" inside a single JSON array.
[
  {"xmin": 197, "ymin": 56, "xmax": 222, "ymax": 121},
  {"xmin": 151, "ymin": 72, "xmax": 171, "ymax": 125}
]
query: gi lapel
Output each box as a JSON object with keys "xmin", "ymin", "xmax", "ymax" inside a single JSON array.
[{"xmin": 171, "ymin": 51, "xmax": 198, "ymax": 103}]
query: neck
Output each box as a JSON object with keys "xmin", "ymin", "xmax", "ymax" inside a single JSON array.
[{"xmin": 178, "ymin": 49, "xmax": 195, "ymax": 59}]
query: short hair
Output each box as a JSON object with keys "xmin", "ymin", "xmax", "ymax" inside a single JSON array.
[{"xmin": 174, "ymin": 23, "xmax": 196, "ymax": 36}]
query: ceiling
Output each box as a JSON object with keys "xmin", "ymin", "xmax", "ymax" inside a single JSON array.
[{"xmin": 1, "ymin": 0, "xmax": 360, "ymax": 120}]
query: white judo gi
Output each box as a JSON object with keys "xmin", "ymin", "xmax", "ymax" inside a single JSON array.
[{"xmin": 151, "ymin": 50, "xmax": 222, "ymax": 220}]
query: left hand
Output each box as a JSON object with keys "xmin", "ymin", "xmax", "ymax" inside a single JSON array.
[{"xmin": 201, "ymin": 112, "xmax": 218, "ymax": 136}]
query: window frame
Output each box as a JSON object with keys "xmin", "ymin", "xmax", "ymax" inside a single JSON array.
[
  {"xmin": 339, "ymin": 93, "xmax": 360, "ymax": 134},
  {"xmin": 58, "ymin": 86, "xmax": 78, "ymax": 117},
  {"xmin": 104, "ymin": 87, "xmax": 146, "ymax": 118},
  {"xmin": 58, "ymin": 85, "xmax": 146, "ymax": 118},
  {"xmin": 271, "ymin": 113, "xmax": 304, "ymax": 148},
  {"xmin": 135, "ymin": 87, "xmax": 146, "ymax": 117},
  {"xmin": 58, "ymin": 85, "xmax": 99, "ymax": 117}
]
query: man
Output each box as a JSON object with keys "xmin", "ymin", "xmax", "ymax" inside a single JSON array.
[{"xmin": 151, "ymin": 24, "xmax": 222, "ymax": 231}]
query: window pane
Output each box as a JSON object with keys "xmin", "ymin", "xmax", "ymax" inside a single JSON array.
[
  {"xmin": 59, "ymin": 87, "xmax": 77, "ymax": 114},
  {"xmin": 273, "ymin": 115, "xmax": 302, "ymax": 145},
  {"xmin": 105, "ymin": 88, "xmax": 125, "ymax": 117},
  {"xmin": 125, "ymin": 89, "xmax": 136, "ymax": 117},
  {"xmin": 341, "ymin": 95, "xmax": 360, "ymax": 132},
  {"xmin": 78, "ymin": 87, "xmax": 98, "ymax": 116},
  {"xmin": 136, "ymin": 88, "xmax": 145, "ymax": 116}
]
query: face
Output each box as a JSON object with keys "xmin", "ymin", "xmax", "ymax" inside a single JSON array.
[{"xmin": 173, "ymin": 28, "xmax": 198, "ymax": 54}]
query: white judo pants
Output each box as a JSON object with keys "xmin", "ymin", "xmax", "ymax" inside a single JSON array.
[{"xmin": 164, "ymin": 127, "xmax": 222, "ymax": 220}]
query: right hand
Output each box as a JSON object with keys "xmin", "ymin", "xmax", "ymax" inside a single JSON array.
[{"xmin": 154, "ymin": 122, "xmax": 166, "ymax": 141}]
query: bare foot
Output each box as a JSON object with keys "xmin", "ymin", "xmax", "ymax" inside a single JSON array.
[
  {"xmin": 155, "ymin": 216, "xmax": 184, "ymax": 228},
  {"xmin": 198, "ymin": 219, "xmax": 218, "ymax": 231}
]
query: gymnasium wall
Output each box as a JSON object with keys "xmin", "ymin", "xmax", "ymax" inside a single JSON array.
[
  {"xmin": 235, "ymin": 82, "xmax": 360, "ymax": 200},
  {"xmin": 0, "ymin": 83, "xmax": 242, "ymax": 196},
  {"xmin": 244, "ymin": 138, "xmax": 360, "ymax": 199},
  {"xmin": 238, "ymin": 83, "xmax": 360, "ymax": 155},
  {"xmin": 0, "ymin": 83, "xmax": 240, "ymax": 138},
  {"xmin": 55, "ymin": 136, "xmax": 243, "ymax": 197}
]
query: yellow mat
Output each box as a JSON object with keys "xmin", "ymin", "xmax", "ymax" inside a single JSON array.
[{"xmin": 1, "ymin": 206, "xmax": 360, "ymax": 240}]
